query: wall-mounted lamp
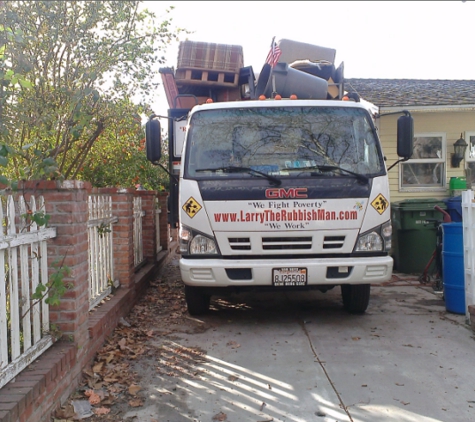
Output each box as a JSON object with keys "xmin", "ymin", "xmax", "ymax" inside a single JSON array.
[{"xmin": 451, "ymin": 133, "xmax": 468, "ymax": 168}]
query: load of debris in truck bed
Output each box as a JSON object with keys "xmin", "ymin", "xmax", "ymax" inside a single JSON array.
[{"xmin": 160, "ymin": 38, "xmax": 345, "ymax": 109}]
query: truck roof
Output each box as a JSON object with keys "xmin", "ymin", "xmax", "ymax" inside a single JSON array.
[{"xmin": 188, "ymin": 98, "xmax": 379, "ymax": 118}]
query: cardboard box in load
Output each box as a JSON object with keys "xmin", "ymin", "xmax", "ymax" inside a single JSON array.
[
  {"xmin": 176, "ymin": 96, "xmax": 209, "ymax": 109},
  {"xmin": 177, "ymin": 41, "xmax": 244, "ymax": 73},
  {"xmin": 327, "ymin": 78, "xmax": 340, "ymax": 99},
  {"xmin": 277, "ymin": 39, "xmax": 336, "ymax": 64},
  {"xmin": 216, "ymin": 88, "xmax": 242, "ymax": 102}
]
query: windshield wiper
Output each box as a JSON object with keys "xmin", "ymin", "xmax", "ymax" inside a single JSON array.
[
  {"xmin": 316, "ymin": 165, "xmax": 369, "ymax": 184},
  {"xmin": 196, "ymin": 166, "xmax": 282, "ymax": 186},
  {"xmin": 285, "ymin": 164, "xmax": 368, "ymax": 183}
]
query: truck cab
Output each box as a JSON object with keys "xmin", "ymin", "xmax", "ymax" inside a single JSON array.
[{"xmin": 147, "ymin": 97, "xmax": 413, "ymax": 315}]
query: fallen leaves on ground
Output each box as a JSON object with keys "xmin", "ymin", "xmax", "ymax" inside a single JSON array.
[
  {"xmin": 55, "ymin": 256, "xmax": 208, "ymax": 421},
  {"xmin": 128, "ymin": 398, "xmax": 144, "ymax": 408},
  {"xmin": 85, "ymin": 389, "xmax": 101, "ymax": 405},
  {"xmin": 128, "ymin": 384, "xmax": 141, "ymax": 396},
  {"xmin": 94, "ymin": 407, "xmax": 110, "ymax": 416}
]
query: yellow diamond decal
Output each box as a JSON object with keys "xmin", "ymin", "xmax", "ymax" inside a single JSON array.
[
  {"xmin": 371, "ymin": 194, "xmax": 389, "ymax": 215},
  {"xmin": 182, "ymin": 197, "xmax": 202, "ymax": 218}
]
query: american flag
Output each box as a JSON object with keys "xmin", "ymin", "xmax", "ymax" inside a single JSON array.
[{"xmin": 266, "ymin": 38, "xmax": 282, "ymax": 68}]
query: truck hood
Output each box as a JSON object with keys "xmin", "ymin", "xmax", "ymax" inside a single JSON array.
[{"xmin": 180, "ymin": 177, "xmax": 392, "ymax": 233}]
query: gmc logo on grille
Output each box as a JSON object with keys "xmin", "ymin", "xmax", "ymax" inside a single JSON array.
[{"xmin": 265, "ymin": 188, "xmax": 308, "ymax": 199}]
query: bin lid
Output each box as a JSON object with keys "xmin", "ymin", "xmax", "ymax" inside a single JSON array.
[
  {"xmin": 449, "ymin": 176, "xmax": 466, "ymax": 189},
  {"xmin": 444, "ymin": 195, "xmax": 462, "ymax": 203},
  {"xmin": 391, "ymin": 198, "xmax": 447, "ymax": 211}
]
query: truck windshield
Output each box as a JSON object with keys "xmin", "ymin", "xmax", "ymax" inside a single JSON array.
[{"xmin": 186, "ymin": 106, "xmax": 384, "ymax": 179}]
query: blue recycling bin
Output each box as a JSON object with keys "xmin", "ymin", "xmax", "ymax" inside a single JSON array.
[
  {"xmin": 444, "ymin": 196, "xmax": 463, "ymax": 222},
  {"xmin": 441, "ymin": 222, "xmax": 465, "ymax": 314}
]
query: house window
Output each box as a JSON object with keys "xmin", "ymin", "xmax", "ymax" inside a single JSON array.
[
  {"xmin": 400, "ymin": 133, "xmax": 446, "ymax": 191},
  {"xmin": 465, "ymin": 131, "xmax": 475, "ymax": 185}
]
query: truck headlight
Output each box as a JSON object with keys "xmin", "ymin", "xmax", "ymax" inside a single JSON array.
[
  {"xmin": 179, "ymin": 225, "xmax": 219, "ymax": 255},
  {"xmin": 190, "ymin": 235, "xmax": 218, "ymax": 254},
  {"xmin": 355, "ymin": 221, "xmax": 391, "ymax": 252},
  {"xmin": 356, "ymin": 231, "xmax": 383, "ymax": 251}
]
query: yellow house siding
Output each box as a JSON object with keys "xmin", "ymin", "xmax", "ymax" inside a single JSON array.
[{"xmin": 379, "ymin": 109, "xmax": 475, "ymax": 203}]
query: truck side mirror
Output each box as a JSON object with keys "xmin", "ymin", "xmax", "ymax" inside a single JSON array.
[
  {"xmin": 397, "ymin": 114, "xmax": 413, "ymax": 159},
  {"xmin": 146, "ymin": 119, "xmax": 162, "ymax": 164}
]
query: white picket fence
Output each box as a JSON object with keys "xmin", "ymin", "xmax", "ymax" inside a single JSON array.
[
  {"xmin": 133, "ymin": 196, "xmax": 145, "ymax": 267},
  {"xmin": 155, "ymin": 198, "xmax": 163, "ymax": 255},
  {"xmin": 0, "ymin": 195, "xmax": 57, "ymax": 389},
  {"xmin": 462, "ymin": 190, "xmax": 475, "ymax": 322},
  {"xmin": 88, "ymin": 195, "xmax": 118, "ymax": 310},
  {"xmin": 88, "ymin": 194, "xmax": 147, "ymax": 309},
  {"xmin": 1, "ymin": 192, "xmax": 154, "ymax": 389}
]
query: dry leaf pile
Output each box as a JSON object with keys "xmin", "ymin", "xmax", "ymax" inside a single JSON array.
[{"xmin": 54, "ymin": 256, "xmax": 209, "ymax": 421}]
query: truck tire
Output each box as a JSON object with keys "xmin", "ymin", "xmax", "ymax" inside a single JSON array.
[
  {"xmin": 185, "ymin": 285, "xmax": 211, "ymax": 315},
  {"xmin": 341, "ymin": 284, "xmax": 370, "ymax": 314}
]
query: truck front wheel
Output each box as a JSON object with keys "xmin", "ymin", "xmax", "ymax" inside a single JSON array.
[
  {"xmin": 185, "ymin": 285, "xmax": 211, "ymax": 315},
  {"xmin": 341, "ymin": 284, "xmax": 370, "ymax": 314}
]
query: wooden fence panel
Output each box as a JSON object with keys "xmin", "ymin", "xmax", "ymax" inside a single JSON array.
[
  {"xmin": 0, "ymin": 200, "xmax": 7, "ymax": 370},
  {"xmin": 0, "ymin": 194, "xmax": 56, "ymax": 389},
  {"xmin": 156, "ymin": 198, "xmax": 163, "ymax": 255},
  {"xmin": 7, "ymin": 196, "xmax": 21, "ymax": 360},
  {"xmin": 463, "ymin": 190, "xmax": 475, "ymax": 322},
  {"xmin": 133, "ymin": 196, "xmax": 145, "ymax": 267},
  {"xmin": 88, "ymin": 195, "xmax": 117, "ymax": 310}
]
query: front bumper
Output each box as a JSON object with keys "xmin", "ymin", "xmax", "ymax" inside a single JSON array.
[{"xmin": 180, "ymin": 256, "xmax": 393, "ymax": 287}]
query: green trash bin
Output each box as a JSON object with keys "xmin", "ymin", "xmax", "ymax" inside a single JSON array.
[{"xmin": 391, "ymin": 198, "xmax": 447, "ymax": 274}]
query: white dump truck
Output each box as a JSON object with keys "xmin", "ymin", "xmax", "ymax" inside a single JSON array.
[{"xmin": 146, "ymin": 39, "xmax": 413, "ymax": 315}]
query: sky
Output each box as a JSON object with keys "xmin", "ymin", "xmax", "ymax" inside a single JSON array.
[{"xmin": 145, "ymin": 1, "xmax": 474, "ymax": 115}]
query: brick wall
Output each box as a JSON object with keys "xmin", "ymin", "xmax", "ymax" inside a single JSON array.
[
  {"xmin": 136, "ymin": 190, "xmax": 158, "ymax": 261},
  {"xmin": 101, "ymin": 188, "xmax": 136, "ymax": 289},
  {"xmin": 0, "ymin": 181, "xmax": 170, "ymax": 422},
  {"xmin": 157, "ymin": 192, "xmax": 170, "ymax": 251}
]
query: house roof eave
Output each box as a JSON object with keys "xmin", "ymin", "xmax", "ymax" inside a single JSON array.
[{"xmin": 379, "ymin": 104, "xmax": 475, "ymax": 114}]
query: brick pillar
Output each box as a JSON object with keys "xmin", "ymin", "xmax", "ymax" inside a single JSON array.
[
  {"xmin": 19, "ymin": 180, "xmax": 91, "ymax": 358},
  {"xmin": 158, "ymin": 192, "xmax": 170, "ymax": 252},
  {"xmin": 99, "ymin": 188, "xmax": 135, "ymax": 289},
  {"xmin": 135, "ymin": 190, "xmax": 157, "ymax": 262}
]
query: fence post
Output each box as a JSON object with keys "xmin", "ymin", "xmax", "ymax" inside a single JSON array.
[
  {"xmin": 98, "ymin": 188, "xmax": 135, "ymax": 289},
  {"xmin": 135, "ymin": 190, "xmax": 158, "ymax": 262},
  {"xmin": 463, "ymin": 189, "xmax": 475, "ymax": 324},
  {"xmin": 19, "ymin": 180, "xmax": 91, "ymax": 357}
]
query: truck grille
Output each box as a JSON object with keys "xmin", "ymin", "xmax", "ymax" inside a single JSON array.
[
  {"xmin": 323, "ymin": 236, "xmax": 345, "ymax": 249},
  {"xmin": 262, "ymin": 236, "xmax": 312, "ymax": 250},
  {"xmin": 227, "ymin": 235, "xmax": 346, "ymax": 251},
  {"xmin": 228, "ymin": 237, "xmax": 251, "ymax": 250}
]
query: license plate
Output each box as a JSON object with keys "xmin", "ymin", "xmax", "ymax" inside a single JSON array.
[{"xmin": 272, "ymin": 267, "xmax": 307, "ymax": 286}]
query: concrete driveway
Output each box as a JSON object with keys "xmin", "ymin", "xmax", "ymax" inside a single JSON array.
[{"xmin": 114, "ymin": 261, "xmax": 475, "ymax": 422}]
